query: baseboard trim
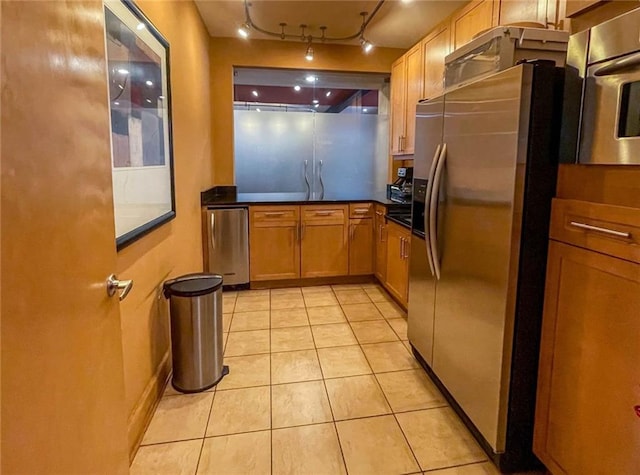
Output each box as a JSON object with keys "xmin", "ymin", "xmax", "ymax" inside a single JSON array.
[
  {"xmin": 126, "ymin": 351, "xmax": 171, "ymax": 463},
  {"xmin": 250, "ymin": 275, "xmax": 376, "ymax": 289}
]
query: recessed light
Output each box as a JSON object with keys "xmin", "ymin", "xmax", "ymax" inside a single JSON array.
[
  {"xmin": 117, "ymin": 68, "xmax": 129, "ymax": 75},
  {"xmin": 312, "ymin": 99, "xmax": 319, "ymax": 104},
  {"xmin": 146, "ymin": 80, "xmax": 153, "ymax": 86},
  {"xmin": 326, "ymin": 91, "xmax": 332, "ymax": 97},
  {"xmin": 305, "ymin": 75, "xmax": 317, "ymax": 83},
  {"xmin": 136, "ymin": 23, "xmax": 145, "ymax": 30},
  {"xmin": 294, "ymin": 85, "xmax": 301, "ymax": 92},
  {"xmin": 252, "ymin": 90, "xmax": 259, "ymax": 97}
]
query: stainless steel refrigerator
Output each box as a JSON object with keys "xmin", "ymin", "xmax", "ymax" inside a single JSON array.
[{"xmin": 407, "ymin": 61, "xmax": 563, "ymax": 472}]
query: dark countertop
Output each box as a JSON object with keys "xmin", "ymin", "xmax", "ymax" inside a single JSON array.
[{"xmin": 201, "ymin": 188, "xmax": 404, "ymax": 207}]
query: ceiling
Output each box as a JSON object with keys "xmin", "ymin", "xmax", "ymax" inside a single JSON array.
[{"xmin": 194, "ymin": 0, "xmax": 467, "ymax": 49}]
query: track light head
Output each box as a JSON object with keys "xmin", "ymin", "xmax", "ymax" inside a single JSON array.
[
  {"xmin": 238, "ymin": 22, "xmax": 250, "ymax": 38},
  {"xmin": 361, "ymin": 38, "xmax": 374, "ymax": 54},
  {"xmin": 305, "ymin": 44, "xmax": 314, "ymax": 61}
]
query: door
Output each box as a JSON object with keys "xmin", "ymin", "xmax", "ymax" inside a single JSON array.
[
  {"xmin": 390, "ymin": 57, "xmax": 406, "ymax": 155},
  {"xmin": 374, "ymin": 205, "xmax": 387, "ymax": 281},
  {"xmin": 301, "ymin": 205, "xmax": 349, "ymax": 277},
  {"xmin": 2, "ymin": 1, "xmax": 130, "ymax": 472},
  {"xmin": 404, "ymin": 43, "xmax": 423, "ymax": 155},
  {"xmin": 422, "ymin": 28, "xmax": 450, "ymax": 101},
  {"xmin": 349, "ymin": 218, "xmax": 374, "ymax": 275},
  {"xmin": 453, "ymin": 0, "xmax": 496, "ymax": 50},
  {"xmin": 385, "ymin": 222, "xmax": 410, "ymax": 304},
  {"xmin": 249, "ymin": 206, "xmax": 300, "ymax": 281},
  {"xmin": 534, "ymin": 242, "xmax": 640, "ymax": 474},
  {"xmin": 207, "ymin": 208, "xmax": 249, "ymax": 285},
  {"xmin": 432, "ymin": 65, "xmax": 532, "ymax": 451}
]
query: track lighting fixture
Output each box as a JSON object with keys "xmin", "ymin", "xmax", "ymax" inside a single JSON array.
[
  {"xmin": 238, "ymin": 0, "xmax": 384, "ymax": 60},
  {"xmin": 237, "ymin": 22, "xmax": 250, "ymax": 39},
  {"xmin": 305, "ymin": 43, "xmax": 314, "ymax": 61},
  {"xmin": 361, "ymin": 38, "xmax": 374, "ymax": 54}
]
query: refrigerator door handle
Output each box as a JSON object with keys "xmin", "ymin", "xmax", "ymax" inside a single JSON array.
[
  {"xmin": 429, "ymin": 143, "xmax": 447, "ymax": 280},
  {"xmin": 424, "ymin": 143, "xmax": 441, "ymax": 277}
]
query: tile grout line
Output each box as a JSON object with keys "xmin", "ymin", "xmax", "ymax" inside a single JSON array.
[{"xmin": 268, "ymin": 290, "xmax": 273, "ymax": 475}]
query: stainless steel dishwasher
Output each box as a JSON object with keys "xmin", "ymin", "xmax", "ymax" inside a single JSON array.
[{"xmin": 204, "ymin": 207, "xmax": 249, "ymax": 286}]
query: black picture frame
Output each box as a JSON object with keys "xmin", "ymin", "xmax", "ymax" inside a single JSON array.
[{"xmin": 105, "ymin": 0, "xmax": 176, "ymax": 250}]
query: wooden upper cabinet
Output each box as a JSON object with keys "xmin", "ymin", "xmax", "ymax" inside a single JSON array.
[
  {"xmin": 390, "ymin": 43, "xmax": 423, "ymax": 156},
  {"xmin": 385, "ymin": 221, "xmax": 411, "ymax": 305},
  {"xmin": 390, "ymin": 57, "xmax": 406, "ymax": 155},
  {"xmin": 452, "ymin": 0, "xmax": 497, "ymax": 50},
  {"xmin": 374, "ymin": 205, "xmax": 387, "ymax": 282},
  {"xmin": 300, "ymin": 205, "xmax": 349, "ymax": 278},
  {"xmin": 499, "ymin": 0, "xmax": 549, "ymax": 26},
  {"xmin": 422, "ymin": 25, "xmax": 450, "ymax": 101},
  {"xmin": 564, "ymin": 0, "xmax": 604, "ymax": 17},
  {"xmin": 404, "ymin": 43, "xmax": 423, "ymax": 155},
  {"xmin": 249, "ymin": 205, "xmax": 300, "ymax": 281},
  {"xmin": 534, "ymin": 241, "xmax": 640, "ymax": 474}
]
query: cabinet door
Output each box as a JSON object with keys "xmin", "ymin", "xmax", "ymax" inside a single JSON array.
[
  {"xmin": 390, "ymin": 56, "xmax": 406, "ymax": 155},
  {"xmin": 404, "ymin": 43, "xmax": 423, "ymax": 155},
  {"xmin": 249, "ymin": 206, "xmax": 300, "ymax": 281},
  {"xmin": 422, "ymin": 27, "xmax": 450, "ymax": 101},
  {"xmin": 452, "ymin": 0, "xmax": 496, "ymax": 50},
  {"xmin": 301, "ymin": 205, "xmax": 349, "ymax": 278},
  {"xmin": 534, "ymin": 241, "xmax": 640, "ymax": 474},
  {"xmin": 385, "ymin": 222, "xmax": 410, "ymax": 305},
  {"xmin": 499, "ymin": 0, "xmax": 548, "ymax": 26},
  {"xmin": 349, "ymin": 218, "xmax": 374, "ymax": 275},
  {"xmin": 374, "ymin": 206, "xmax": 387, "ymax": 282}
]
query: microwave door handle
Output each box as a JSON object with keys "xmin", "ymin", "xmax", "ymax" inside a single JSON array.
[
  {"xmin": 593, "ymin": 52, "xmax": 640, "ymax": 77},
  {"xmin": 429, "ymin": 143, "xmax": 447, "ymax": 281},
  {"xmin": 424, "ymin": 144, "xmax": 441, "ymax": 277}
]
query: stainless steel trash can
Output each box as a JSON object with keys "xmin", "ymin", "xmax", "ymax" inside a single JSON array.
[{"xmin": 163, "ymin": 273, "xmax": 228, "ymax": 393}]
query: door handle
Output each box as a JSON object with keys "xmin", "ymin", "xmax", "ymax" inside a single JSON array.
[
  {"xmin": 429, "ymin": 143, "xmax": 447, "ymax": 280},
  {"xmin": 107, "ymin": 274, "xmax": 133, "ymax": 301},
  {"xmin": 304, "ymin": 160, "xmax": 311, "ymax": 200}
]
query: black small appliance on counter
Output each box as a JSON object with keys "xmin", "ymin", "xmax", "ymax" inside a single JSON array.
[{"xmin": 386, "ymin": 167, "xmax": 413, "ymax": 204}]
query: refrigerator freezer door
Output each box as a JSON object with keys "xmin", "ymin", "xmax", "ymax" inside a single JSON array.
[
  {"xmin": 407, "ymin": 234, "xmax": 437, "ymax": 364},
  {"xmin": 432, "ymin": 65, "xmax": 533, "ymax": 452},
  {"xmin": 206, "ymin": 208, "xmax": 250, "ymax": 285},
  {"xmin": 413, "ymin": 97, "xmax": 445, "ymax": 180}
]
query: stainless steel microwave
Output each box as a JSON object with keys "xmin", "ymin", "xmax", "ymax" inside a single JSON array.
[{"xmin": 563, "ymin": 7, "xmax": 640, "ymax": 165}]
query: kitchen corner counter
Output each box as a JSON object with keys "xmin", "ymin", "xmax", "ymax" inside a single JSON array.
[{"xmin": 200, "ymin": 188, "xmax": 401, "ymax": 207}]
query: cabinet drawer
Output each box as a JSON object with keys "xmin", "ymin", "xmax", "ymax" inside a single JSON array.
[
  {"xmin": 550, "ymin": 199, "xmax": 640, "ymax": 264},
  {"xmin": 302, "ymin": 205, "xmax": 347, "ymax": 224},
  {"xmin": 349, "ymin": 203, "xmax": 373, "ymax": 219},
  {"xmin": 250, "ymin": 206, "xmax": 299, "ymax": 225}
]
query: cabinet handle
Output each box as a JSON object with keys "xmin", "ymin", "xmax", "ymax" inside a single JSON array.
[
  {"xmin": 375, "ymin": 210, "xmax": 384, "ymax": 217},
  {"xmin": 401, "ymin": 136, "xmax": 405, "ymax": 151},
  {"xmin": 569, "ymin": 221, "xmax": 631, "ymax": 239},
  {"xmin": 400, "ymin": 237, "xmax": 404, "ymax": 259},
  {"xmin": 354, "ymin": 209, "xmax": 369, "ymax": 214},
  {"xmin": 301, "ymin": 223, "xmax": 305, "ymax": 240},
  {"xmin": 315, "ymin": 211, "xmax": 333, "ymax": 216},
  {"xmin": 265, "ymin": 212, "xmax": 285, "ymax": 217},
  {"xmin": 403, "ymin": 238, "xmax": 409, "ymax": 259},
  {"xmin": 397, "ymin": 136, "xmax": 401, "ymax": 152}
]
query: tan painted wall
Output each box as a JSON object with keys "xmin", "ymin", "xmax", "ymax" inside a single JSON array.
[
  {"xmin": 210, "ymin": 37, "xmax": 405, "ymax": 185},
  {"xmin": 114, "ymin": 0, "xmax": 212, "ymax": 455}
]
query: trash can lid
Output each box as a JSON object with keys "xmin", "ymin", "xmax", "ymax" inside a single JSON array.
[{"xmin": 163, "ymin": 273, "xmax": 223, "ymax": 298}]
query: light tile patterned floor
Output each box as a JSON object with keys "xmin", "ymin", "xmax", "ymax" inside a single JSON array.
[{"xmin": 132, "ymin": 283, "xmax": 503, "ymax": 475}]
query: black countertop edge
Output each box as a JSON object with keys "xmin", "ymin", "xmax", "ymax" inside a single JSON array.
[
  {"xmin": 385, "ymin": 214, "xmax": 412, "ymax": 230},
  {"xmin": 201, "ymin": 190, "xmax": 411, "ymax": 208}
]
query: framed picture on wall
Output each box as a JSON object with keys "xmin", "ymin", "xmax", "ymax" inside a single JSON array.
[{"xmin": 104, "ymin": 0, "xmax": 176, "ymax": 250}]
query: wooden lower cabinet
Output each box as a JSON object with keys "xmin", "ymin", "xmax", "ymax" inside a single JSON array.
[
  {"xmin": 384, "ymin": 221, "xmax": 411, "ymax": 305},
  {"xmin": 249, "ymin": 206, "xmax": 300, "ymax": 281},
  {"xmin": 300, "ymin": 205, "xmax": 349, "ymax": 278},
  {"xmin": 534, "ymin": 241, "xmax": 640, "ymax": 474},
  {"xmin": 374, "ymin": 205, "xmax": 387, "ymax": 282},
  {"xmin": 349, "ymin": 218, "xmax": 374, "ymax": 275}
]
